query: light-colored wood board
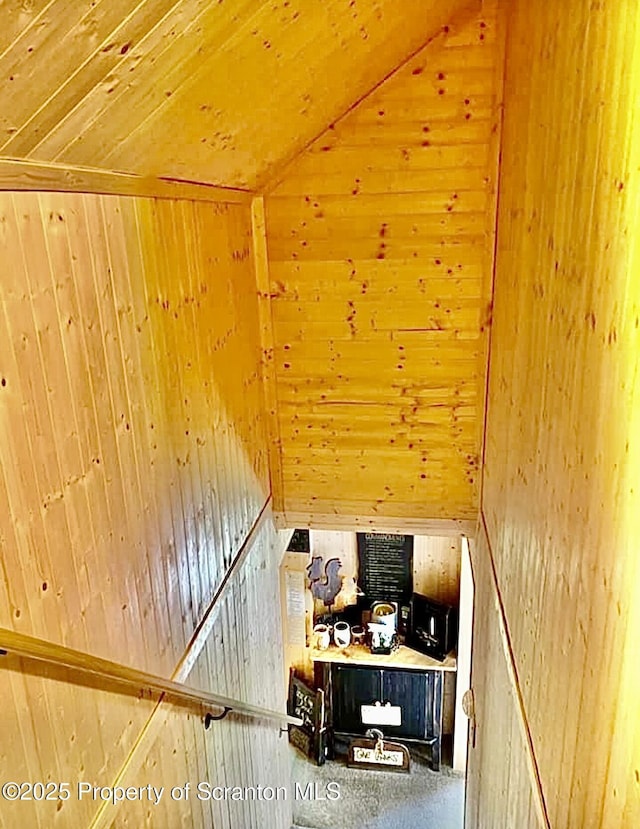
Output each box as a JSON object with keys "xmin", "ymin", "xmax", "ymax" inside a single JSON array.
[
  {"xmin": 0, "ymin": 158, "xmax": 251, "ymax": 202},
  {"xmin": 270, "ymin": 165, "xmax": 491, "ymax": 198},
  {"xmin": 269, "ymin": 258, "xmax": 484, "ymax": 292},
  {"xmin": 0, "ymin": 625, "xmax": 298, "ymax": 727},
  {"xmin": 413, "ymin": 536, "xmax": 462, "ymax": 605},
  {"xmin": 310, "ymin": 644, "xmax": 457, "ymax": 672},
  {"xmin": 272, "ymin": 303, "xmax": 481, "ymax": 337},
  {"xmin": 277, "ymin": 144, "xmax": 491, "ymax": 181},
  {"xmin": 266, "ymin": 210, "xmax": 488, "ymax": 244},
  {"xmin": 279, "ymin": 512, "xmax": 474, "ymax": 537},
  {"xmin": 267, "ymin": 190, "xmax": 489, "ymax": 222},
  {"xmin": 0, "ymin": 0, "xmax": 181, "ymax": 153},
  {"xmin": 303, "ymin": 119, "xmax": 495, "ymax": 150},
  {"xmin": 280, "ymin": 498, "xmax": 477, "ymax": 524},
  {"xmin": 0, "ymin": 0, "xmax": 266, "ymax": 159},
  {"xmin": 251, "ymin": 195, "xmax": 285, "ymax": 513},
  {"xmin": 88, "ymin": 515, "xmax": 293, "ymax": 829},
  {"xmin": 339, "ymin": 94, "xmax": 496, "ymax": 130},
  {"xmin": 267, "ymin": 235, "xmax": 486, "ymax": 264}
]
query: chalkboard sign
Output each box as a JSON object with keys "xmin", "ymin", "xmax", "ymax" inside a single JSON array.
[
  {"xmin": 357, "ymin": 532, "xmax": 413, "ymax": 606},
  {"xmin": 287, "ymin": 670, "xmax": 325, "ymax": 765},
  {"xmin": 287, "ymin": 529, "xmax": 310, "ymax": 553}
]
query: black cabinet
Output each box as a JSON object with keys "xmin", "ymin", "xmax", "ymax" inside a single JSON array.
[
  {"xmin": 316, "ymin": 660, "xmax": 444, "ymax": 770},
  {"xmin": 332, "ymin": 665, "xmax": 382, "ymax": 735},
  {"xmin": 382, "ymin": 668, "xmax": 431, "ymax": 740}
]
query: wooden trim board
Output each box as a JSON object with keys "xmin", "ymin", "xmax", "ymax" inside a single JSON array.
[
  {"xmin": 476, "ymin": 511, "xmax": 552, "ymax": 829},
  {"xmin": 276, "ymin": 511, "xmax": 475, "ymax": 538},
  {"xmin": 251, "ymin": 195, "xmax": 286, "ymax": 512},
  {"xmin": 309, "ymin": 644, "xmax": 457, "ymax": 672},
  {"xmin": 0, "ymin": 158, "xmax": 252, "ymax": 202},
  {"xmin": 476, "ymin": 0, "xmax": 508, "ymax": 509}
]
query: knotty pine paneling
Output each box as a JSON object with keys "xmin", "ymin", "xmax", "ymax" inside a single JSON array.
[
  {"xmin": 101, "ymin": 517, "xmax": 291, "ymax": 829},
  {"xmin": 478, "ymin": 1, "xmax": 640, "ymax": 826},
  {"xmin": 265, "ymin": 1, "xmax": 503, "ymax": 527},
  {"xmin": 413, "ymin": 535, "xmax": 461, "ymax": 606},
  {"xmin": 465, "ymin": 529, "xmax": 544, "ymax": 829},
  {"xmin": 0, "ymin": 191, "xmax": 290, "ymax": 828},
  {"xmin": 0, "ymin": 0, "xmax": 471, "ymax": 188}
]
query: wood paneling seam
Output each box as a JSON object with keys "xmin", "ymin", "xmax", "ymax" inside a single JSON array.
[
  {"xmin": 251, "ymin": 196, "xmax": 286, "ymax": 512},
  {"xmin": 0, "ymin": 0, "xmax": 57, "ymax": 63},
  {"xmin": 477, "ymin": 0, "xmax": 508, "ymax": 510},
  {"xmin": 177, "ymin": 495, "xmax": 273, "ymax": 680},
  {"xmin": 479, "ymin": 509, "xmax": 551, "ymax": 829},
  {"xmin": 0, "ymin": 0, "xmax": 185, "ymax": 155}
]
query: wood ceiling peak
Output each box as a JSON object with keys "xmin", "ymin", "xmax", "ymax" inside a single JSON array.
[{"xmin": 0, "ymin": 0, "xmax": 477, "ymax": 189}]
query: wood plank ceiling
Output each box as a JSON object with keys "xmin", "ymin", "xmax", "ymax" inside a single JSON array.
[{"xmin": 0, "ymin": 0, "xmax": 475, "ymax": 188}]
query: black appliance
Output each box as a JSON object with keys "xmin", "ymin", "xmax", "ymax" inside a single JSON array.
[{"xmin": 407, "ymin": 593, "xmax": 457, "ymax": 661}]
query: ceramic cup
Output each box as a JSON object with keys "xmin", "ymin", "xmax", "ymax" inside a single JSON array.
[
  {"xmin": 313, "ymin": 623, "xmax": 330, "ymax": 650},
  {"xmin": 333, "ymin": 621, "xmax": 351, "ymax": 649},
  {"xmin": 351, "ymin": 624, "xmax": 365, "ymax": 645}
]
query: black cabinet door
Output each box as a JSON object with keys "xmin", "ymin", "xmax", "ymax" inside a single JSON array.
[
  {"xmin": 332, "ymin": 665, "xmax": 382, "ymax": 734},
  {"xmin": 381, "ymin": 668, "xmax": 431, "ymax": 740}
]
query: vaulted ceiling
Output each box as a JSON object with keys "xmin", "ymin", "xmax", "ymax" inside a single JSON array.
[{"xmin": 0, "ymin": 0, "xmax": 476, "ymax": 188}]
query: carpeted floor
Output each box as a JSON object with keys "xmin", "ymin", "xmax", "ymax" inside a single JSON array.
[{"xmin": 290, "ymin": 746, "xmax": 464, "ymax": 829}]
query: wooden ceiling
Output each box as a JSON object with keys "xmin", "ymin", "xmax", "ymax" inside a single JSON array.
[{"xmin": 0, "ymin": 0, "xmax": 475, "ymax": 189}]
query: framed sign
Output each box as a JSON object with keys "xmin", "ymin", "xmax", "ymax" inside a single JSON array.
[
  {"xmin": 287, "ymin": 529, "xmax": 310, "ymax": 553},
  {"xmin": 287, "ymin": 670, "xmax": 326, "ymax": 765},
  {"xmin": 357, "ymin": 532, "xmax": 413, "ymax": 606}
]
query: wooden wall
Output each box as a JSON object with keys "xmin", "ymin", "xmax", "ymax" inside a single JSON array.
[
  {"xmin": 264, "ymin": 0, "xmax": 503, "ymax": 529},
  {"xmin": 465, "ymin": 530, "xmax": 543, "ymax": 828},
  {"xmin": 306, "ymin": 530, "xmax": 461, "ymax": 611},
  {"xmin": 104, "ymin": 518, "xmax": 290, "ymax": 829},
  {"xmin": 469, "ymin": 0, "xmax": 640, "ymax": 826},
  {"xmin": 0, "ymin": 190, "xmax": 292, "ymax": 828},
  {"xmin": 0, "ymin": 0, "xmax": 470, "ymax": 188}
]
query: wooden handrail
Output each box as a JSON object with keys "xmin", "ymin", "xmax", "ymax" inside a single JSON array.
[{"xmin": 0, "ymin": 627, "xmax": 302, "ymax": 728}]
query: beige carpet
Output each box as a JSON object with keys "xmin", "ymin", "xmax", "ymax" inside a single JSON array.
[{"xmin": 290, "ymin": 747, "xmax": 464, "ymax": 829}]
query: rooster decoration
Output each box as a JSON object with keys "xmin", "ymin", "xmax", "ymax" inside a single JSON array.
[{"xmin": 307, "ymin": 556, "xmax": 343, "ymax": 610}]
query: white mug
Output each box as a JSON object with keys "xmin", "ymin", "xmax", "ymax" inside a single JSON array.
[
  {"xmin": 313, "ymin": 624, "xmax": 330, "ymax": 650},
  {"xmin": 334, "ymin": 621, "xmax": 351, "ymax": 649}
]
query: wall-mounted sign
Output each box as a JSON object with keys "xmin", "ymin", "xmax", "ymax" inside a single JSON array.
[
  {"xmin": 287, "ymin": 529, "xmax": 310, "ymax": 553},
  {"xmin": 357, "ymin": 533, "xmax": 413, "ymax": 606}
]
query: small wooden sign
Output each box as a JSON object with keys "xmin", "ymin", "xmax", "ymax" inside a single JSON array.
[
  {"xmin": 287, "ymin": 670, "xmax": 326, "ymax": 765},
  {"xmin": 347, "ymin": 735, "xmax": 410, "ymax": 773}
]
